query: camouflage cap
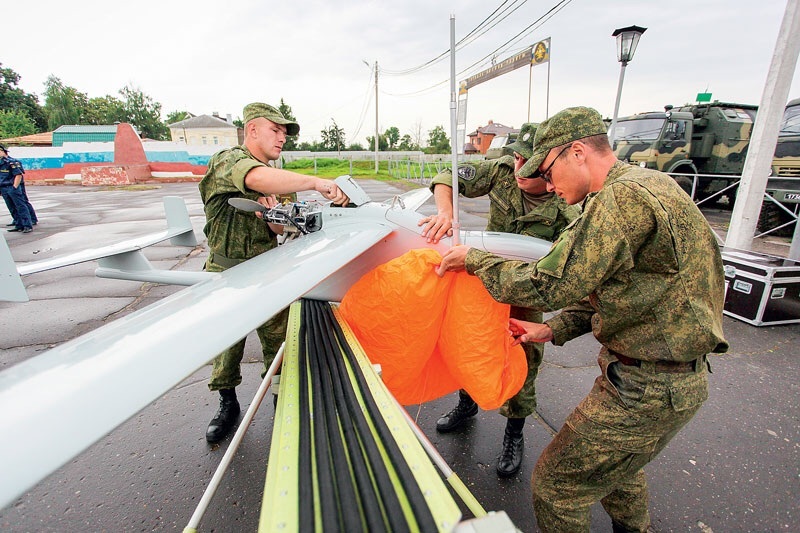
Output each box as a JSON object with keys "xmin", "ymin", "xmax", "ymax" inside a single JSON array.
[
  {"xmin": 243, "ymin": 102, "xmax": 300, "ymax": 136},
  {"xmin": 518, "ymin": 106, "xmax": 607, "ymax": 177},
  {"xmin": 0, "ymin": 144, "xmax": 7, "ymax": 153},
  {"xmin": 504, "ymin": 122, "xmax": 537, "ymax": 160}
]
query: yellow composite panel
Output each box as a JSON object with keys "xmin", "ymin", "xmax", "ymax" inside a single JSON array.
[{"xmin": 259, "ymin": 301, "xmax": 462, "ymax": 532}]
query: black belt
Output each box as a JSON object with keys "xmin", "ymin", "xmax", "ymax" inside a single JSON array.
[{"xmin": 612, "ymin": 350, "xmax": 700, "ymax": 374}]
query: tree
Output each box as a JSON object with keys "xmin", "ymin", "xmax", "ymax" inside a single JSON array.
[
  {"xmin": 43, "ymin": 75, "xmax": 88, "ymax": 130},
  {"xmin": 84, "ymin": 95, "xmax": 126, "ymax": 125},
  {"xmin": 0, "ymin": 109, "xmax": 36, "ymax": 139},
  {"xmin": 0, "ymin": 64, "xmax": 47, "ymax": 131},
  {"xmin": 347, "ymin": 142, "xmax": 365, "ymax": 151},
  {"xmin": 398, "ymin": 134, "xmax": 418, "ymax": 151},
  {"xmin": 118, "ymin": 84, "xmax": 169, "ymax": 140},
  {"xmin": 384, "ymin": 126, "xmax": 400, "ymax": 150},
  {"xmin": 425, "ymin": 125, "xmax": 451, "ymax": 153},
  {"xmin": 165, "ymin": 110, "xmax": 192, "ymax": 125},
  {"xmin": 320, "ymin": 119, "xmax": 346, "ymax": 153},
  {"xmin": 365, "ymin": 133, "xmax": 388, "ymax": 151},
  {"xmin": 412, "ymin": 120, "xmax": 424, "ymax": 151},
  {"xmin": 278, "ymin": 98, "xmax": 299, "ymax": 151},
  {"xmin": 299, "ymin": 139, "xmax": 327, "ymax": 151},
  {"xmin": 43, "ymin": 76, "xmax": 85, "ymax": 128}
]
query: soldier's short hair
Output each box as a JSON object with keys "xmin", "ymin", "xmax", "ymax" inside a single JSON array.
[{"xmin": 581, "ymin": 133, "xmax": 612, "ymax": 153}]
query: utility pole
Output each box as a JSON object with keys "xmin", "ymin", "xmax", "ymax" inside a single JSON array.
[{"xmin": 373, "ymin": 61, "xmax": 379, "ymax": 174}]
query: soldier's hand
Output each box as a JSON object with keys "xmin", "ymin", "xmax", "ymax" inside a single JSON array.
[
  {"xmin": 259, "ymin": 195, "xmax": 279, "ymax": 209},
  {"xmin": 418, "ymin": 213, "xmax": 454, "ymax": 244},
  {"xmin": 255, "ymin": 195, "xmax": 278, "ymax": 219},
  {"xmin": 508, "ymin": 319, "xmax": 553, "ymax": 345},
  {"xmin": 317, "ymin": 181, "xmax": 349, "ymax": 206},
  {"xmin": 436, "ymin": 245, "xmax": 471, "ymax": 277}
]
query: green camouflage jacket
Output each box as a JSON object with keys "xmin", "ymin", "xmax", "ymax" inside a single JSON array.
[
  {"xmin": 199, "ymin": 146, "xmax": 277, "ymax": 266},
  {"xmin": 465, "ymin": 161, "xmax": 729, "ymax": 362},
  {"xmin": 431, "ymin": 155, "xmax": 579, "ymax": 241}
]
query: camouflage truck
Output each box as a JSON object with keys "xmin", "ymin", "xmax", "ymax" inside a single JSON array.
[
  {"xmin": 611, "ymin": 100, "xmax": 800, "ymax": 234},
  {"xmin": 763, "ymin": 98, "xmax": 800, "ymax": 232}
]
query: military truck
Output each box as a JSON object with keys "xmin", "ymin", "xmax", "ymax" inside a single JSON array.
[
  {"xmin": 611, "ymin": 100, "xmax": 800, "ymax": 234},
  {"xmin": 761, "ymin": 98, "xmax": 800, "ymax": 233},
  {"xmin": 773, "ymin": 97, "xmax": 800, "ymax": 177}
]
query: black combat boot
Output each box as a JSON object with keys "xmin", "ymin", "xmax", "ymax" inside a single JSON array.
[
  {"xmin": 611, "ymin": 521, "xmax": 646, "ymax": 533},
  {"xmin": 496, "ymin": 417, "xmax": 525, "ymax": 478},
  {"xmin": 206, "ymin": 388, "xmax": 240, "ymax": 444},
  {"xmin": 436, "ymin": 391, "xmax": 478, "ymax": 433}
]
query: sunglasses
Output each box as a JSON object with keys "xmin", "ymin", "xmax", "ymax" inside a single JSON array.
[{"xmin": 534, "ymin": 144, "xmax": 572, "ymax": 184}]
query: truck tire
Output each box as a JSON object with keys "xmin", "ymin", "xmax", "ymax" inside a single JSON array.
[
  {"xmin": 757, "ymin": 200, "xmax": 795, "ymax": 236},
  {"xmin": 694, "ymin": 177, "xmax": 717, "ymax": 205},
  {"xmin": 668, "ymin": 165, "xmax": 697, "ymax": 199},
  {"xmin": 673, "ymin": 175, "xmax": 694, "ymax": 197}
]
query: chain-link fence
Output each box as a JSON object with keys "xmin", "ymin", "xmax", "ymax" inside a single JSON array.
[{"xmin": 387, "ymin": 155, "xmax": 484, "ymax": 185}]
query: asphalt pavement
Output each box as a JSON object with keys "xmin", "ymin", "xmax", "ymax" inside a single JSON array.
[{"xmin": 0, "ymin": 181, "xmax": 797, "ymax": 532}]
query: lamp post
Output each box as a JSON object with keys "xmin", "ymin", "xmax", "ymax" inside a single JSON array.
[{"xmin": 608, "ymin": 25, "xmax": 647, "ymax": 143}]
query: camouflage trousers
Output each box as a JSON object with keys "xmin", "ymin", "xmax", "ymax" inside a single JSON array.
[
  {"xmin": 208, "ymin": 307, "xmax": 289, "ymax": 391},
  {"xmin": 499, "ymin": 306, "xmax": 544, "ymax": 419},
  {"xmin": 532, "ymin": 348, "xmax": 708, "ymax": 532},
  {"xmin": 204, "ymin": 257, "xmax": 288, "ymax": 391}
]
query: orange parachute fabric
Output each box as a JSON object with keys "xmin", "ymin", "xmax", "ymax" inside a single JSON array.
[{"xmin": 338, "ymin": 248, "xmax": 527, "ymax": 409}]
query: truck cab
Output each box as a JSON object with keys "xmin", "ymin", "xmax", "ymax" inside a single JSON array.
[
  {"xmin": 772, "ymin": 97, "xmax": 800, "ymax": 178},
  {"xmin": 763, "ymin": 98, "xmax": 800, "ymax": 234},
  {"xmin": 610, "ymin": 109, "xmax": 693, "ymax": 172},
  {"xmin": 612, "ymin": 100, "xmax": 799, "ymax": 234},
  {"xmin": 611, "ymin": 102, "xmax": 757, "ymax": 200}
]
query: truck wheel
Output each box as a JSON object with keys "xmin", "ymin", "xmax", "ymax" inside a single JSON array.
[
  {"xmin": 673, "ymin": 175, "xmax": 694, "ymax": 197},
  {"xmin": 724, "ymin": 185, "xmax": 738, "ymax": 209},
  {"xmin": 669, "ymin": 166, "xmax": 697, "ymax": 198},
  {"xmin": 757, "ymin": 201, "xmax": 795, "ymax": 236},
  {"xmin": 694, "ymin": 177, "xmax": 716, "ymax": 204}
]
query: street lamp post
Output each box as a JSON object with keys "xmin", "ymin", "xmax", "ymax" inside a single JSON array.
[{"xmin": 608, "ymin": 25, "xmax": 647, "ymax": 143}]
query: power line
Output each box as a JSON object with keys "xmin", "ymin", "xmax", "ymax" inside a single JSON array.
[
  {"xmin": 306, "ymin": 0, "xmax": 572, "ymax": 143},
  {"xmin": 382, "ymin": 0, "xmax": 573, "ymax": 98},
  {"xmin": 349, "ymin": 68, "xmax": 375, "ymax": 143},
  {"xmin": 381, "ymin": 0, "xmax": 529, "ymax": 76}
]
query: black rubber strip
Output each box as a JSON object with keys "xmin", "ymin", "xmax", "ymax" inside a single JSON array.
[
  {"xmin": 304, "ymin": 303, "xmax": 341, "ymax": 529},
  {"xmin": 312, "ymin": 301, "xmax": 394, "ymax": 532},
  {"xmin": 297, "ymin": 303, "xmax": 314, "ymax": 532},
  {"xmin": 307, "ymin": 302, "xmax": 360, "ymax": 531},
  {"xmin": 325, "ymin": 302, "xmax": 438, "ymax": 533}
]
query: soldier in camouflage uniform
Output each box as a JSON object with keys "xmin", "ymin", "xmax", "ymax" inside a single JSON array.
[
  {"xmin": 437, "ymin": 107, "xmax": 728, "ymax": 532},
  {"xmin": 419, "ymin": 123, "xmax": 580, "ymax": 478},
  {"xmin": 199, "ymin": 102, "xmax": 349, "ymax": 444}
]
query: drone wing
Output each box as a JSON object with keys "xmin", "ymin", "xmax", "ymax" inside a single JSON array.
[{"xmin": 0, "ymin": 220, "xmax": 392, "ymax": 508}]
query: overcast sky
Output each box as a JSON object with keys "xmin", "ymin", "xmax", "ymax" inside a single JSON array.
[{"xmin": 6, "ymin": 0, "xmax": 800, "ymax": 146}]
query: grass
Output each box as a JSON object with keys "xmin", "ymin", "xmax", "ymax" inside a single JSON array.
[{"xmin": 282, "ymin": 157, "xmax": 406, "ymax": 184}]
